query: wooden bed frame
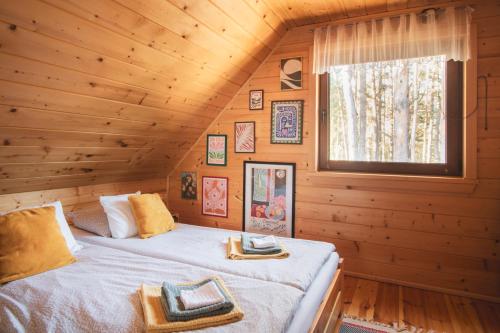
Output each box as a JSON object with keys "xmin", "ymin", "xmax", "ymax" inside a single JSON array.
[{"xmin": 309, "ymin": 258, "xmax": 344, "ymax": 333}]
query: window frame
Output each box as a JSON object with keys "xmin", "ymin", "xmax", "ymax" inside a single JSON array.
[{"xmin": 318, "ymin": 60, "xmax": 464, "ymax": 177}]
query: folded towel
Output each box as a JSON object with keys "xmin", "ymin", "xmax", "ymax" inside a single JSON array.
[
  {"xmin": 180, "ymin": 280, "xmax": 225, "ymax": 310},
  {"xmin": 138, "ymin": 280, "xmax": 243, "ymax": 333},
  {"xmin": 227, "ymin": 237, "xmax": 290, "ymax": 260},
  {"xmin": 241, "ymin": 234, "xmax": 282, "ymax": 255},
  {"xmin": 161, "ymin": 277, "xmax": 234, "ymax": 322},
  {"xmin": 252, "ymin": 235, "xmax": 277, "ymax": 248}
]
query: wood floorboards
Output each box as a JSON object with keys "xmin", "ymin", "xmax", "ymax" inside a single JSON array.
[{"xmin": 342, "ymin": 276, "xmax": 500, "ymax": 332}]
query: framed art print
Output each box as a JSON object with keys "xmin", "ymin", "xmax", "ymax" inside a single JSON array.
[
  {"xmin": 249, "ymin": 89, "xmax": 264, "ymax": 110},
  {"xmin": 243, "ymin": 161, "xmax": 295, "ymax": 237},
  {"xmin": 206, "ymin": 134, "xmax": 227, "ymax": 166},
  {"xmin": 234, "ymin": 121, "xmax": 255, "ymax": 153},
  {"xmin": 280, "ymin": 57, "xmax": 302, "ymax": 90},
  {"xmin": 202, "ymin": 176, "xmax": 228, "ymax": 218},
  {"xmin": 181, "ymin": 172, "xmax": 197, "ymax": 200},
  {"xmin": 271, "ymin": 100, "xmax": 303, "ymax": 144}
]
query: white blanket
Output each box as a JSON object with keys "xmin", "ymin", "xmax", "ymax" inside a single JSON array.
[
  {"xmin": 72, "ymin": 223, "xmax": 334, "ymax": 291},
  {"xmin": 0, "ymin": 242, "xmax": 304, "ymax": 333}
]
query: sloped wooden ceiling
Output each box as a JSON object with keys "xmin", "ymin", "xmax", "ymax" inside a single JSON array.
[{"xmin": 0, "ymin": 0, "xmax": 461, "ymax": 194}]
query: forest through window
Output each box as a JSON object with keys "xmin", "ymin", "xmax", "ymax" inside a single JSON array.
[{"xmin": 328, "ymin": 55, "xmax": 446, "ymax": 164}]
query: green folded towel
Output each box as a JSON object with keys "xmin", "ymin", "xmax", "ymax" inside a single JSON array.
[
  {"xmin": 241, "ymin": 233, "xmax": 282, "ymax": 255},
  {"xmin": 160, "ymin": 278, "xmax": 234, "ymax": 322}
]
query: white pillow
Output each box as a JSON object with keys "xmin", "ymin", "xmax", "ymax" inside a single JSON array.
[
  {"xmin": 3, "ymin": 201, "xmax": 82, "ymax": 254},
  {"xmin": 100, "ymin": 192, "xmax": 140, "ymax": 239}
]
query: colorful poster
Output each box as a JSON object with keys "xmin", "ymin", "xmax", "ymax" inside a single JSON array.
[
  {"xmin": 234, "ymin": 122, "xmax": 255, "ymax": 153},
  {"xmin": 202, "ymin": 176, "xmax": 228, "ymax": 217},
  {"xmin": 243, "ymin": 162, "xmax": 295, "ymax": 237},
  {"xmin": 181, "ymin": 172, "xmax": 197, "ymax": 200},
  {"xmin": 206, "ymin": 134, "xmax": 227, "ymax": 166},
  {"xmin": 271, "ymin": 100, "xmax": 303, "ymax": 144}
]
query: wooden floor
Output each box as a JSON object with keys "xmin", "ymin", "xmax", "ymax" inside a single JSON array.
[{"xmin": 343, "ymin": 276, "xmax": 500, "ymax": 333}]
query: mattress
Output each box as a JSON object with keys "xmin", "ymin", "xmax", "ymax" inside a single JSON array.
[
  {"xmin": 72, "ymin": 223, "xmax": 335, "ymax": 291},
  {"xmin": 0, "ymin": 242, "xmax": 305, "ymax": 333}
]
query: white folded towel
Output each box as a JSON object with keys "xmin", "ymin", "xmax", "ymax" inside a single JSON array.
[
  {"xmin": 251, "ymin": 235, "xmax": 278, "ymax": 249},
  {"xmin": 179, "ymin": 281, "xmax": 225, "ymax": 310}
]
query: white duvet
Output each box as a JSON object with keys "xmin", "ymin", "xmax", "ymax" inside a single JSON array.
[
  {"xmin": 0, "ymin": 242, "xmax": 304, "ymax": 333},
  {"xmin": 72, "ymin": 223, "xmax": 334, "ymax": 291}
]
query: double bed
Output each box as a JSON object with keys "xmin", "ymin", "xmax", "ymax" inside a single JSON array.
[{"xmin": 1, "ymin": 221, "xmax": 343, "ymax": 333}]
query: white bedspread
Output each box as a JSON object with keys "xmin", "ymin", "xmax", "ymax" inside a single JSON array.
[
  {"xmin": 0, "ymin": 242, "xmax": 304, "ymax": 333},
  {"xmin": 72, "ymin": 223, "xmax": 334, "ymax": 291}
]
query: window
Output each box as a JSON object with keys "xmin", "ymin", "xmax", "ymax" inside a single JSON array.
[{"xmin": 318, "ymin": 55, "xmax": 463, "ymax": 176}]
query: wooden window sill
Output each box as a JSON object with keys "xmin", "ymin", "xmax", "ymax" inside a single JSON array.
[{"xmin": 307, "ymin": 171, "xmax": 478, "ymax": 195}]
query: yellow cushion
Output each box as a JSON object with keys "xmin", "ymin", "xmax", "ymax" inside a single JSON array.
[
  {"xmin": 0, "ymin": 206, "xmax": 76, "ymax": 284},
  {"xmin": 128, "ymin": 193, "xmax": 175, "ymax": 239}
]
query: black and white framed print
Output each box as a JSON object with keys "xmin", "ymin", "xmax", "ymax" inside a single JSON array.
[
  {"xmin": 249, "ymin": 89, "xmax": 264, "ymax": 110},
  {"xmin": 280, "ymin": 57, "xmax": 302, "ymax": 90}
]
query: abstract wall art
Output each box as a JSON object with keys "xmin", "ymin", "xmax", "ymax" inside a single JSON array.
[
  {"xmin": 243, "ymin": 161, "xmax": 295, "ymax": 237},
  {"xmin": 206, "ymin": 134, "xmax": 227, "ymax": 166},
  {"xmin": 280, "ymin": 57, "xmax": 302, "ymax": 90},
  {"xmin": 271, "ymin": 100, "xmax": 303, "ymax": 144},
  {"xmin": 202, "ymin": 176, "xmax": 228, "ymax": 217},
  {"xmin": 181, "ymin": 172, "xmax": 197, "ymax": 200},
  {"xmin": 234, "ymin": 121, "xmax": 255, "ymax": 153}
]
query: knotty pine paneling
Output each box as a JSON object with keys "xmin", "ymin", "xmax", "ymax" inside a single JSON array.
[
  {"xmin": 0, "ymin": 0, "xmax": 285, "ymax": 194},
  {"xmin": 168, "ymin": 2, "xmax": 500, "ymax": 300}
]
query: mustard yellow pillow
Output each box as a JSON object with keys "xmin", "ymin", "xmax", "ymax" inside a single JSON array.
[
  {"xmin": 0, "ymin": 206, "xmax": 76, "ymax": 284},
  {"xmin": 128, "ymin": 193, "xmax": 175, "ymax": 239}
]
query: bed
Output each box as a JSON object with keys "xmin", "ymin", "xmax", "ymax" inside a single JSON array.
[{"xmin": 1, "ymin": 223, "xmax": 344, "ymax": 332}]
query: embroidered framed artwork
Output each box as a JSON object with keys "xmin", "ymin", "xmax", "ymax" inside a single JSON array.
[
  {"xmin": 206, "ymin": 134, "xmax": 227, "ymax": 166},
  {"xmin": 202, "ymin": 176, "xmax": 228, "ymax": 218},
  {"xmin": 280, "ymin": 57, "xmax": 302, "ymax": 90},
  {"xmin": 271, "ymin": 100, "xmax": 303, "ymax": 144},
  {"xmin": 249, "ymin": 89, "xmax": 264, "ymax": 110},
  {"xmin": 234, "ymin": 121, "xmax": 255, "ymax": 153},
  {"xmin": 180, "ymin": 172, "xmax": 197, "ymax": 200},
  {"xmin": 243, "ymin": 161, "xmax": 295, "ymax": 238}
]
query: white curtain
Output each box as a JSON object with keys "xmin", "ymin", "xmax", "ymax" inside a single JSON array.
[{"xmin": 313, "ymin": 6, "xmax": 473, "ymax": 74}]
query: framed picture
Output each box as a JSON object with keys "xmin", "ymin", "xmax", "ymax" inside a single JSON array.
[
  {"xmin": 271, "ymin": 100, "xmax": 303, "ymax": 144},
  {"xmin": 280, "ymin": 57, "xmax": 302, "ymax": 90},
  {"xmin": 249, "ymin": 89, "xmax": 264, "ymax": 110},
  {"xmin": 206, "ymin": 134, "xmax": 227, "ymax": 166},
  {"xmin": 243, "ymin": 161, "xmax": 295, "ymax": 238},
  {"xmin": 234, "ymin": 121, "xmax": 255, "ymax": 153},
  {"xmin": 202, "ymin": 176, "xmax": 228, "ymax": 217},
  {"xmin": 181, "ymin": 172, "xmax": 197, "ymax": 200}
]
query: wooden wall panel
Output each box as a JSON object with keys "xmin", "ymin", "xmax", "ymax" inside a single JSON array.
[
  {"xmin": 168, "ymin": 2, "xmax": 500, "ymax": 300},
  {"xmin": 0, "ymin": 0, "xmax": 285, "ymax": 194}
]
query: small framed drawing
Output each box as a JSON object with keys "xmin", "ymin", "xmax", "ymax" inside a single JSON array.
[
  {"xmin": 234, "ymin": 121, "xmax": 255, "ymax": 153},
  {"xmin": 271, "ymin": 100, "xmax": 303, "ymax": 144},
  {"xmin": 202, "ymin": 176, "xmax": 228, "ymax": 218},
  {"xmin": 249, "ymin": 89, "xmax": 264, "ymax": 110},
  {"xmin": 206, "ymin": 134, "xmax": 227, "ymax": 166},
  {"xmin": 280, "ymin": 57, "xmax": 302, "ymax": 90},
  {"xmin": 243, "ymin": 161, "xmax": 295, "ymax": 238},
  {"xmin": 181, "ymin": 172, "xmax": 197, "ymax": 200}
]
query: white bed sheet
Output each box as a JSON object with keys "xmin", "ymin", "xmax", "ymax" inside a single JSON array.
[
  {"xmin": 0, "ymin": 242, "xmax": 304, "ymax": 333},
  {"xmin": 72, "ymin": 223, "xmax": 335, "ymax": 291}
]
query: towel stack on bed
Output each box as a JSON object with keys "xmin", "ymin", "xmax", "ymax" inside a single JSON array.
[
  {"xmin": 227, "ymin": 234, "xmax": 290, "ymax": 260},
  {"xmin": 138, "ymin": 276, "xmax": 243, "ymax": 332}
]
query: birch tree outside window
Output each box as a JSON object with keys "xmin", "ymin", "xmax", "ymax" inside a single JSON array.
[{"xmin": 314, "ymin": 7, "xmax": 472, "ymax": 176}]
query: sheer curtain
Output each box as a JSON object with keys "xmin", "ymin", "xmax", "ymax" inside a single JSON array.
[{"xmin": 313, "ymin": 6, "xmax": 473, "ymax": 74}]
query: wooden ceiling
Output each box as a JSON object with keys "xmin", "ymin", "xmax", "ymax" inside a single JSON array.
[{"xmin": 0, "ymin": 0, "xmax": 462, "ymax": 194}]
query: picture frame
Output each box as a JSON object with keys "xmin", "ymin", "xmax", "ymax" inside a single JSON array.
[
  {"xmin": 280, "ymin": 57, "xmax": 302, "ymax": 90},
  {"xmin": 271, "ymin": 100, "xmax": 304, "ymax": 144},
  {"xmin": 202, "ymin": 176, "xmax": 228, "ymax": 218},
  {"xmin": 206, "ymin": 134, "xmax": 227, "ymax": 166},
  {"xmin": 242, "ymin": 161, "xmax": 295, "ymax": 238},
  {"xmin": 249, "ymin": 89, "xmax": 264, "ymax": 110},
  {"xmin": 180, "ymin": 172, "xmax": 197, "ymax": 200},
  {"xmin": 234, "ymin": 121, "xmax": 256, "ymax": 153}
]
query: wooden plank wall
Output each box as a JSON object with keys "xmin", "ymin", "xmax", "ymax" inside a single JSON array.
[
  {"xmin": 168, "ymin": 2, "xmax": 500, "ymax": 300},
  {"xmin": 0, "ymin": 0, "xmax": 285, "ymax": 194}
]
